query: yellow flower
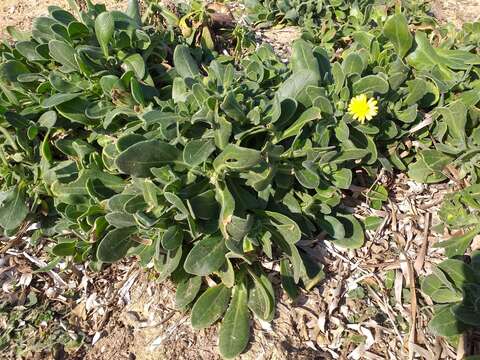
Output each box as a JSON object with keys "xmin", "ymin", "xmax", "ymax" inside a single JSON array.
[{"xmin": 348, "ymin": 94, "xmax": 378, "ymax": 123}]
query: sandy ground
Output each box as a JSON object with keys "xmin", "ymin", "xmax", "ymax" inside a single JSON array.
[
  {"xmin": 2, "ymin": 0, "xmax": 480, "ymax": 32},
  {"xmin": 430, "ymin": 0, "xmax": 480, "ymax": 27},
  {"xmin": 0, "ymin": 0, "xmax": 127, "ymax": 32}
]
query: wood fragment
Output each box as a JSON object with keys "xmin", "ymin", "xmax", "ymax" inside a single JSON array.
[
  {"xmin": 0, "ymin": 222, "xmax": 30, "ymax": 254},
  {"xmin": 22, "ymin": 251, "xmax": 67, "ymax": 287},
  {"xmin": 405, "ymin": 256, "xmax": 417, "ymax": 360},
  {"xmin": 456, "ymin": 332, "xmax": 466, "ymax": 360},
  {"xmin": 414, "ymin": 213, "xmax": 431, "ymax": 273}
]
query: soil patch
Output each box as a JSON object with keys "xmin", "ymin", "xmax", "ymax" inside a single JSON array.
[
  {"xmin": 0, "ymin": 0, "xmax": 126, "ymax": 33},
  {"xmin": 431, "ymin": 0, "xmax": 480, "ymax": 27}
]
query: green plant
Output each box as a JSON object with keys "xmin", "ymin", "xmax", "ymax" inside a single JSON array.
[
  {"xmin": 1, "ymin": 0, "xmax": 480, "ymax": 358},
  {"xmin": 177, "ymin": 0, "xmax": 219, "ymax": 48},
  {"xmin": 421, "ymin": 254, "xmax": 480, "ymax": 337},
  {"xmin": 421, "ymin": 185, "xmax": 480, "ymax": 339},
  {"xmin": 244, "ymin": 0, "xmax": 432, "ymax": 53},
  {"xmin": 154, "ymin": 0, "xmax": 254, "ymax": 57},
  {"xmin": 435, "ymin": 185, "xmax": 480, "ymax": 257},
  {"xmin": 0, "ymin": 0, "xmax": 177, "ymax": 240},
  {"xmin": 1, "ymin": 2, "xmax": 333, "ymax": 358}
]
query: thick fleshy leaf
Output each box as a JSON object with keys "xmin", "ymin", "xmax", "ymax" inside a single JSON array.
[
  {"xmin": 428, "ymin": 304, "xmax": 466, "ymax": 337},
  {"xmin": 404, "ymin": 79, "xmax": 427, "ymax": 106},
  {"xmin": 174, "ymin": 45, "xmax": 200, "ymax": 79},
  {"xmin": 49, "ymin": 71, "xmax": 83, "ymax": 93},
  {"xmin": 408, "ymin": 150, "xmax": 453, "ymax": 183},
  {"xmin": 97, "ymin": 227, "xmax": 136, "ymax": 263},
  {"xmin": 0, "ymin": 61, "xmax": 29, "ymax": 85},
  {"xmin": 191, "ymin": 284, "xmax": 232, "ymax": 329},
  {"xmin": 225, "ymin": 215, "xmax": 253, "ymax": 253},
  {"xmin": 290, "ymin": 39, "xmax": 320, "ymax": 79},
  {"xmin": 352, "ymin": 75, "xmax": 389, "ymax": 95},
  {"xmin": 184, "ymin": 235, "xmax": 227, "ymax": 276},
  {"xmin": 48, "ymin": 40, "xmax": 79, "ymax": 73},
  {"xmin": 277, "ymin": 70, "xmax": 319, "ymax": 102},
  {"xmin": 280, "ymin": 258, "xmax": 299, "ymax": 300},
  {"xmin": 421, "ymin": 274, "xmax": 462, "ymax": 303},
  {"xmin": 52, "ymin": 241, "xmax": 76, "ymax": 257},
  {"xmin": 175, "ymin": 276, "xmax": 202, "ymax": 309},
  {"xmin": 331, "ymin": 168, "xmax": 352, "ymax": 189},
  {"xmin": 126, "ymin": 0, "xmax": 142, "ymax": 26},
  {"xmin": 454, "ymin": 304, "xmax": 480, "ymax": 327},
  {"xmin": 38, "ymin": 110, "xmax": 57, "ymax": 129},
  {"xmin": 364, "ymin": 216, "xmax": 383, "ymax": 231},
  {"xmin": 32, "ymin": 17, "xmax": 58, "ymax": 41},
  {"xmin": 217, "ymin": 258, "xmax": 235, "ymax": 288},
  {"xmin": 330, "ymin": 214, "xmax": 364, "ymax": 249},
  {"xmin": 51, "ymin": 169, "xmax": 124, "ymax": 205},
  {"xmin": 318, "ymin": 215, "xmax": 345, "ymax": 240},
  {"xmin": 68, "ymin": 22, "xmax": 90, "ymax": 39},
  {"xmin": 56, "ymin": 98, "xmax": 92, "ymax": 124},
  {"xmin": 16, "ymin": 41, "xmax": 47, "ymax": 62},
  {"xmin": 124, "ymin": 53, "xmax": 146, "ymax": 79},
  {"xmin": 275, "ymin": 107, "xmax": 322, "ymax": 142},
  {"xmin": 213, "ymin": 144, "xmax": 262, "ymax": 172},
  {"xmin": 164, "ymin": 192, "xmax": 190, "ymax": 217},
  {"xmin": 342, "ymin": 53, "xmax": 364, "ymax": 75},
  {"xmin": 51, "ymin": 9, "xmax": 76, "ymax": 25},
  {"xmin": 216, "ymin": 181, "xmax": 235, "ymax": 240},
  {"xmin": 383, "ymin": 14, "xmax": 412, "ymax": 58},
  {"xmin": 0, "ymin": 186, "xmax": 29, "ymax": 230},
  {"xmin": 408, "ymin": 32, "xmax": 480, "ymax": 71},
  {"xmin": 437, "ymin": 259, "xmax": 477, "ymax": 288},
  {"xmin": 154, "ymin": 246, "xmax": 182, "ymax": 281},
  {"xmin": 247, "ymin": 272, "xmax": 274, "ymax": 321},
  {"xmin": 183, "ymin": 139, "xmax": 216, "ymax": 167},
  {"xmin": 189, "ymin": 190, "xmax": 219, "ymax": 221},
  {"xmin": 95, "ymin": 12, "xmax": 114, "ymax": 57},
  {"xmin": 262, "ymin": 211, "xmax": 301, "ymax": 244},
  {"xmin": 7, "ymin": 26, "xmax": 31, "ymax": 42},
  {"xmin": 219, "ymin": 283, "xmax": 250, "ymax": 359},
  {"xmin": 433, "ymin": 226, "xmax": 480, "ymax": 258},
  {"xmin": 161, "ymin": 225, "xmax": 184, "ymax": 250},
  {"xmin": 105, "ymin": 212, "xmax": 137, "ymax": 228},
  {"xmin": 41, "ymin": 93, "xmax": 80, "ymax": 108},
  {"xmin": 220, "ymin": 92, "xmax": 246, "ymax": 122},
  {"xmin": 115, "ymin": 140, "xmax": 180, "ymax": 177}
]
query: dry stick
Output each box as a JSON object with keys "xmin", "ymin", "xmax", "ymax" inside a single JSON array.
[
  {"xmin": 433, "ymin": 337, "xmax": 443, "ymax": 360},
  {"xmin": 363, "ymin": 168, "xmax": 386, "ymax": 201},
  {"xmin": 372, "ymin": 212, "xmax": 390, "ymax": 241},
  {"xmin": 22, "ymin": 251, "xmax": 68, "ymax": 287},
  {"xmin": 363, "ymin": 260, "xmax": 400, "ymax": 270},
  {"xmin": 456, "ymin": 332, "xmax": 467, "ymax": 360},
  {"xmin": 410, "ymin": 343, "xmax": 434, "ymax": 360},
  {"xmin": 405, "ymin": 255, "xmax": 418, "ymax": 360},
  {"xmin": 0, "ymin": 221, "xmax": 30, "ymax": 254},
  {"xmin": 414, "ymin": 213, "xmax": 431, "ymax": 273},
  {"xmin": 408, "ymin": 113, "xmax": 433, "ymax": 134},
  {"xmin": 389, "ymin": 199, "xmax": 406, "ymax": 248},
  {"xmin": 417, "ymin": 197, "xmax": 444, "ymax": 210}
]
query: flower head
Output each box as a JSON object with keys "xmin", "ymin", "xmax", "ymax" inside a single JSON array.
[{"xmin": 348, "ymin": 94, "xmax": 378, "ymax": 123}]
